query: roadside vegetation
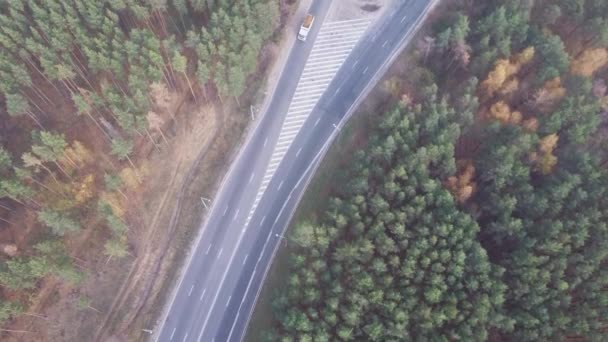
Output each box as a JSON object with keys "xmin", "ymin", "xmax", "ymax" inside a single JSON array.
[
  {"xmin": 264, "ymin": 0, "xmax": 608, "ymax": 340},
  {"xmin": 0, "ymin": 0, "xmax": 282, "ymax": 339}
]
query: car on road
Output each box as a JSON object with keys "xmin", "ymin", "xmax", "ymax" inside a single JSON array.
[{"xmin": 298, "ymin": 14, "xmax": 315, "ymax": 41}]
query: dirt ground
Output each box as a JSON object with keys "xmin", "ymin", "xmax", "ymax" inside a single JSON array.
[{"xmin": 326, "ymin": 0, "xmax": 393, "ymax": 21}]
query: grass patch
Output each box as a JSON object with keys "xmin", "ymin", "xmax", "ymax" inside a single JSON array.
[{"xmin": 245, "ymin": 104, "xmax": 378, "ymax": 340}]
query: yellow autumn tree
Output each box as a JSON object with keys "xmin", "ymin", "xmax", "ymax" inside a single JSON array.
[
  {"xmin": 482, "ymin": 59, "xmax": 513, "ymax": 96},
  {"xmin": 499, "ymin": 78, "xmax": 520, "ymax": 96},
  {"xmin": 539, "ymin": 153, "xmax": 558, "ymax": 175},
  {"xmin": 489, "ymin": 101, "xmax": 523, "ymax": 125},
  {"xmin": 100, "ymin": 192, "xmax": 125, "ymax": 218},
  {"xmin": 482, "ymin": 47, "xmax": 535, "ymax": 97},
  {"xmin": 509, "ymin": 110, "xmax": 523, "ymax": 125},
  {"xmin": 533, "ymin": 77, "xmax": 566, "ymax": 112},
  {"xmin": 62, "ymin": 141, "xmax": 93, "ymax": 171},
  {"xmin": 539, "ymin": 133, "xmax": 559, "ymax": 154},
  {"xmin": 532, "ymin": 134, "xmax": 560, "ymax": 175},
  {"xmin": 570, "ymin": 48, "xmax": 608, "ymax": 76},
  {"xmin": 514, "ymin": 46, "xmax": 535, "ymax": 66},
  {"xmin": 446, "ymin": 161, "xmax": 476, "ymax": 203},
  {"xmin": 522, "ymin": 117, "xmax": 539, "ymax": 132},
  {"xmin": 72, "ymin": 174, "xmax": 95, "ymax": 204}
]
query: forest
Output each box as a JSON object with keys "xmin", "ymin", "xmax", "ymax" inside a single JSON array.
[
  {"xmin": 267, "ymin": 0, "xmax": 608, "ymax": 341},
  {"xmin": 0, "ymin": 0, "xmax": 280, "ymax": 337}
]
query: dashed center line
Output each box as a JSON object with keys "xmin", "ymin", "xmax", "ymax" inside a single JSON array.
[
  {"xmin": 217, "ymin": 248, "xmax": 223, "ymax": 259},
  {"xmin": 263, "ymin": 138, "xmax": 268, "ymax": 147},
  {"xmin": 382, "ymin": 40, "xmax": 389, "ymax": 48},
  {"xmin": 222, "ymin": 205, "xmax": 228, "ymax": 217},
  {"xmin": 260, "ymin": 215, "xmax": 266, "ymax": 226},
  {"xmin": 278, "ymin": 180, "xmax": 284, "ymax": 190},
  {"xmin": 188, "ymin": 285, "xmax": 194, "ymax": 297},
  {"xmin": 243, "ymin": 254, "xmax": 248, "ymax": 265},
  {"xmin": 205, "ymin": 244, "xmax": 212, "ymax": 255},
  {"xmin": 249, "ymin": 172, "xmax": 255, "ymax": 184},
  {"xmin": 200, "ymin": 288, "xmax": 206, "ymax": 301},
  {"xmin": 296, "ymin": 148, "xmax": 302, "ymax": 157},
  {"xmin": 401, "ymin": 14, "xmax": 408, "ymax": 23},
  {"xmin": 233, "ymin": 209, "xmax": 240, "ymax": 222},
  {"xmin": 182, "ymin": 333, "xmax": 188, "ymax": 342},
  {"xmin": 363, "ymin": 66, "xmax": 369, "ymax": 74},
  {"xmin": 226, "ymin": 296, "xmax": 232, "ymax": 307},
  {"xmin": 314, "ymin": 117, "xmax": 321, "ymax": 127},
  {"xmin": 170, "ymin": 327, "xmax": 176, "ymax": 340},
  {"xmin": 352, "ymin": 60, "xmax": 359, "ymax": 68}
]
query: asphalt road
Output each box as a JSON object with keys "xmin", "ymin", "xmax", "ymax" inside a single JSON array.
[{"xmin": 154, "ymin": 0, "xmax": 436, "ymax": 341}]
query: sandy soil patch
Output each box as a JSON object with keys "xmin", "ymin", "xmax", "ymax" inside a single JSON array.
[{"xmin": 326, "ymin": 0, "xmax": 393, "ymax": 22}]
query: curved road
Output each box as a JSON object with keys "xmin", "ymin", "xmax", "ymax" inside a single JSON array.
[{"xmin": 155, "ymin": 0, "xmax": 436, "ymax": 341}]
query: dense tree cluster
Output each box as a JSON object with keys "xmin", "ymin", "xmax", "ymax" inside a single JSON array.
[
  {"xmin": 267, "ymin": 0, "xmax": 608, "ymax": 341},
  {"xmin": 0, "ymin": 0, "xmax": 279, "ymax": 326},
  {"xmin": 268, "ymin": 88, "xmax": 510, "ymax": 341}
]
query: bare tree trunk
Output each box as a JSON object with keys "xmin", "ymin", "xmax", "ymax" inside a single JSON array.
[
  {"xmin": 83, "ymin": 110, "xmax": 112, "ymax": 142},
  {"xmin": 27, "ymin": 175, "xmax": 61, "ymax": 196},
  {"xmin": 52, "ymin": 161, "xmax": 72, "ymax": 180},
  {"xmin": 0, "ymin": 217, "xmax": 14, "ymax": 225},
  {"xmin": 87, "ymin": 305, "xmax": 102, "ymax": 314},
  {"xmin": 183, "ymin": 73, "xmax": 197, "ymax": 103},
  {"xmin": 0, "ymin": 328, "xmax": 33, "ymax": 333},
  {"xmin": 157, "ymin": 128, "xmax": 170, "ymax": 146},
  {"xmin": 40, "ymin": 164, "xmax": 62, "ymax": 186},
  {"xmin": 145, "ymin": 128, "xmax": 160, "ymax": 151},
  {"xmin": 23, "ymin": 56, "xmax": 61, "ymax": 93},
  {"xmin": 125, "ymin": 157, "xmax": 142, "ymax": 182},
  {"xmin": 25, "ymin": 110, "xmax": 45, "ymax": 130}
]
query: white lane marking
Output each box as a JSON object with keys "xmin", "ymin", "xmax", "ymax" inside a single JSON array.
[
  {"xmin": 170, "ymin": 327, "xmax": 176, "ymax": 340},
  {"xmin": 249, "ymin": 172, "xmax": 254, "ymax": 184},
  {"xmin": 260, "ymin": 216, "xmax": 266, "ymax": 227},
  {"xmin": 200, "ymin": 288, "xmax": 206, "ymax": 301},
  {"xmin": 304, "ymin": 57, "xmax": 346, "ymax": 69},
  {"xmin": 317, "ymin": 23, "xmax": 370, "ymax": 37},
  {"xmin": 243, "ymin": 254, "xmax": 248, "ymax": 265},
  {"xmin": 217, "ymin": 248, "xmax": 223, "ymax": 259},
  {"xmin": 282, "ymin": 120, "xmax": 305, "ymax": 130},
  {"xmin": 205, "ymin": 244, "xmax": 212, "ymax": 255},
  {"xmin": 382, "ymin": 40, "xmax": 389, "ymax": 48},
  {"xmin": 401, "ymin": 14, "xmax": 408, "ymax": 23},
  {"xmin": 363, "ymin": 66, "xmax": 369, "ymax": 74},
  {"xmin": 305, "ymin": 50, "xmax": 350, "ymax": 64},
  {"xmin": 222, "ymin": 205, "xmax": 228, "ymax": 217},
  {"xmin": 274, "ymin": 215, "xmax": 280, "ymax": 225},
  {"xmin": 226, "ymin": 261, "xmax": 259, "ymax": 341},
  {"xmin": 334, "ymin": 86, "xmax": 341, "ymax": 96},
  {"xmin": 188, "ymin": 285, "xmax": 194, "ymax": 296},
  {"xmin": 372, "ymin": 33, "xmax": 377, "ymax": 41},
  {"xmin": 352, "ymin": 60, "xmax": 359, "ymax": 68},
  {"xmin": 233, "ymin": 209, "xmax": 240, "ymax": 222},
  {"xmin": 263, "ymin": 138, "xmax": 268, "ymax": 147},
  {"xmin": 310, "ymin": 37, "xmax": 361, "ymax": 50},
  {"xmin": 226, "ymin": 296, "xmax": 231, "ymax": 307},
  {"xmin": 182, "ymin": 333, "xmax": 188, "ymax": 342},
  {"xmin": 278, "ymin": 181, "xmax": 284, "ymax": 190},
  {"xmin": 296, "ymin": 148, "xmax": 302, "ymax": 157},
  {"xmin": 321, "ymin": 17, "xmax": 371, "ymax": 28},
  {"xmin": 314, "ymin": 117, "xmax": 321, "ymax": 127}
]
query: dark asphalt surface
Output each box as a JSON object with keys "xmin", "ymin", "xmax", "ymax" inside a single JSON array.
[{"xmin": 155, "ymin": 0, "xmax": 435, "ymax": 341}]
